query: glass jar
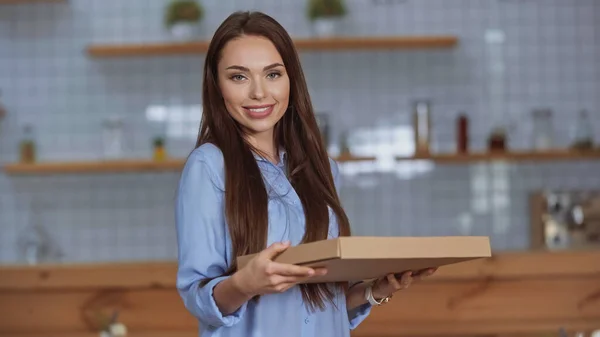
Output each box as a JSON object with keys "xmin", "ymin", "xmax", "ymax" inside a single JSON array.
[
  {"xmin": 20, "ymin": 124, "xmax": 36, "ymax": 163},
  {"xmin": 531, "ymin": 109, "xmax": 554, "ymax": 151},
  {"xmin": 102, "ymin": 116, "xmax": 124, "ymax": 159},
  {"xmin": 571, "ymin": 109, "xmax": 594, "ymax": 150}
]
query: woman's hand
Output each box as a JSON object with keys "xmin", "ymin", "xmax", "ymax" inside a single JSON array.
[
  {"xmin": 371, "ymin": 268, "xmax": 437, "ymax": 300},
  {"xmin": 232, "ymin": 241, "xmax": 327, "ymax": 297}
]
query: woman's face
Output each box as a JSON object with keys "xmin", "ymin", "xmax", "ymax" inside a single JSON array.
[{"xmin": 218, "ymin": 35, "xmax": 290, "ymax": 142}]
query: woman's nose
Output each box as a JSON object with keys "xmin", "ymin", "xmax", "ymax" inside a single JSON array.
[{"xmin": 249, "ymin": 79, "xmax": 266, "ymax": 100}]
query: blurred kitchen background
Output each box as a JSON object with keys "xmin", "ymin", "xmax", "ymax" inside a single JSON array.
[{"xmin": 0, "ymin": 0, "xmax": 599, "ymax": 265}]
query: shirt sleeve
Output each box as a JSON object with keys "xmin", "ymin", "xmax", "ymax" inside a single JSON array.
[
  {"xmin": 175, "ymin": 151, "xmax": 247, "ymax": 328},
  {"xmin": 329, "ymin": 157, "xmax": 373, "ymax": 328},
  {"xmin": 347, "ymin": 302, "xmax": 372, "ymax": 329}
]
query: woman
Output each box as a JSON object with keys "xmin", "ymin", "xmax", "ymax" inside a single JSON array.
[{"xmin": 175, "ymin": 10, "xmax": 436, "ymax": 337}]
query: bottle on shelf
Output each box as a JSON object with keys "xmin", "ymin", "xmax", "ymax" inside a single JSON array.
[
  {"xmin": 0, "ymin": 90, "xmax": 7, "ymax": 140},
  {"xmin": 412, "ymin": 100, "xmax": 431, "ymax": 155},
  {"xmin": 338, "ymin": 129, "xmax": 351, "ymax": 158},
  {"xmin": 456, "ymin": 113, "xmax": 469, "ymax": 154},
  {"xmin": 487, "ymin": 126, "xmax": 507, "ymax": 152},
  {"xmin": 0, "ymin": 90, "xmax": 6, "ymax": 121},
  {"xmin": 19, "ymin": 124, "xmax": 36, "ymax": 163},
  {"xmin": 571, "ymin": 109, "xmax": 594, "ymax": 151}
]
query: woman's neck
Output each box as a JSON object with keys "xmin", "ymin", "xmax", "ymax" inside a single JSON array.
[{"xmin": 246, "ymin": 130, "xmax": 278, "ymax": 164}]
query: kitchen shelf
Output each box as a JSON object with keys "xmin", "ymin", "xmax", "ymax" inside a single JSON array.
[
  {"xmin": 5, "ymin": 150, "xmax": 597, "ymax": 175},
  {"xmin": 2, "ymin": 155, "xmax": 376, "ymax": 175},
  {"xmin": 2, "ymin": 159, "xmax": 185, "ymax": 175},
  {"xmin": 396, "ymin": 150, "xmax": 600, "ymax": 163},
  {"xmin": 86, "ymin": 36, "xmax": 459, "ymax": 58}
]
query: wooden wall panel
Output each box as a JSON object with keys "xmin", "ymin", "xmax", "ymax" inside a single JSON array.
[
  {"xmin": 353, "ymin": 277, "xmax": 600, "ymax": 336},
  {"xmin": 0, "ymin": 262, "xmax": 176, "ymax": 290},
  {"xmin": 1, "ymin": 249, "xmax": 599, "ymax": 337},
  {"xmin": 1, "ymin": 277, "xmax": 598, "ymax": 335},
  {"xmin": 0, "ymin": 289, "xmax": 196, "ymax": 333}
]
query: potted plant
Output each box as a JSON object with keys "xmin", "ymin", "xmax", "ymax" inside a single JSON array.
[
  {"xmin": 307, "ymin": 0, "xmax": 347, "ymax": 38},
  {"xmin": 152, "ymin": 136, "xmax": 167, "ymax": 161},
  {"xmin": 165, "ymin": 0, "xmax": 204, "ymax": 41}
]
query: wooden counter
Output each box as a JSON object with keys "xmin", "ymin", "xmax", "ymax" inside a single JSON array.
[{"xmin": 1, "ymin": 249, "xmax": 599, "ymax": 337}]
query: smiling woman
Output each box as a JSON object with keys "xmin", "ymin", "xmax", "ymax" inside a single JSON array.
[
  {"xmin": 174, "ymin": 10, "xmax": 434, "ymax": 337},
  {"xmin": 218, "ymin": 36, "xmax": 290, "ymax": 145}
]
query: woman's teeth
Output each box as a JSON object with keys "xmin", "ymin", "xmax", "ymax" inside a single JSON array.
[{"xmin": 248, "ymin": 107, "xmax": 269, "ymax": 112}]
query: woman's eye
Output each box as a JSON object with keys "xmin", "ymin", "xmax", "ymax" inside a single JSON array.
[
  {"xmin": 231, "ymin": 74, "xmax": 246, "ymax": 81},
  {"xmin": 267, "ymin": 72, "xmax": 281, "ymax": 79}
]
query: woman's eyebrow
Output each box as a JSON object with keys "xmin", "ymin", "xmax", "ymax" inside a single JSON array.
[{"xmin": 225, "ymin": 63, "xmax": 284, "ymax": 72}]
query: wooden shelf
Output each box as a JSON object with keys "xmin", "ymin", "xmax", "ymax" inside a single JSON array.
[
  {"xmin": 2, "ymin": 155, "xmax": 376, "ymax": 175},
  {"xmin": 4, "ymin": 150, "xmax": 598, "ymax": 175},
  {"xmin": 397, "ymin": 150, "xmax": 600, "ymax": 163},
  {"xmin": 336, "ymin": 153, "xmax": 376, "ymax": 162},
  {"xmin": 3, "ymin": 159, "xmax": 185, "ymax": 175},
  {"xmin": 294, "ymin": 36, "xmax": 458, "ymax": 50},
  {"xmin": 86, "ymin": 36, "xmax": 458, "ymax": 58}
]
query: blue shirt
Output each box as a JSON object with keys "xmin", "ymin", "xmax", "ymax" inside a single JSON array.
[{"xmin": 175, "ymin": 143, "xmax": 372, "ymax": 337}]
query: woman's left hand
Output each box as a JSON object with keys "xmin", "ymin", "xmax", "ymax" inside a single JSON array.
[{"xmin": 371, "ymin": 268, "xmax": 437, "ymax": 300}]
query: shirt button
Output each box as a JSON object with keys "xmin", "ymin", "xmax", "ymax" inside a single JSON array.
[{"xmin": 304, "ymin": 318, "xmax": 309, "ymax": 324}]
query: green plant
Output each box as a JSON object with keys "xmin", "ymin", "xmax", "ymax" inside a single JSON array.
[
  {"xmin": 307, "ymin": 0, "xmax": 347, "ymax": 21},
  {"xmin": 165, "ymin": 0, "xmax": 203, "ymax": 28},
  {"xmin": 153, "ymin": 136, "xmax": 165, "ymax": 148}
]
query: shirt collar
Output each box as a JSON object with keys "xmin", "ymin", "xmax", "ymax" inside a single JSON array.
[{"xmin": 253, "ymin": 148, "xmax": 286, "ymax": 168}]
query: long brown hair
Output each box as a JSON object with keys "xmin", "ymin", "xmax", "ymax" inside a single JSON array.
[{"xmin": 196, "ymin": 11, "xmax": 351, "ymax": 311}]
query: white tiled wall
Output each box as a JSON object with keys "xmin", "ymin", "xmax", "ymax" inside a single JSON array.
[{"xmin": 0, "ymin": 0, "xmax": 599, "ymax": 263}]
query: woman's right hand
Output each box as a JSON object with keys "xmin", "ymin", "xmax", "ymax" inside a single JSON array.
[{"xmin": 231, "ymin": 241, "xmax": 326, "ymax": 297}]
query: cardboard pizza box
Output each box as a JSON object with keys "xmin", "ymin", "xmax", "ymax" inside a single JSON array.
[{"xmin": 236, "ymin": 236, "xmax": 491, "ymax": 283}]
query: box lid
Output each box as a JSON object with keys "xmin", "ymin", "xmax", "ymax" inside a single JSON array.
[{"xmin": 236, "ymin": 236, "xmax": 491, "ymax": 283}]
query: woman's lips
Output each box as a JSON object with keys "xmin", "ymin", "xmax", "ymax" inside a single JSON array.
[{"xmin": 243, "ymin": 104, "xmax": 275, "ymax": 119}]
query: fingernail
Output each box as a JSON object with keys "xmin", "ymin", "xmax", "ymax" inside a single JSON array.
[{"xmin": 307, "ymin": 269, "xmax": 314, "ymax": 275}]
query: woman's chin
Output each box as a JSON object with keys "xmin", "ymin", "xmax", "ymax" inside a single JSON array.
[
  {"xmin": 241, "ymin": 114, "xmax": 284, "ymax": 135},
  {"xmin": 245, "ymin": 121, "xmax": 277, "ymax": 135}
]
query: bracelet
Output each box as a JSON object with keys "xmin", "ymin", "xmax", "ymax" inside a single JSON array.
[{"xmin": 365, "ymin": 282, "xmax": 391, "ymax": 306}]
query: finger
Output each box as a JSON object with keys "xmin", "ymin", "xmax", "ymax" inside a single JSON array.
[
  {"xmin": 272, "ymin": 282, "xmax": 297, "ymax": 293},
  {"xmin": 269, "ymin": 274, "xmax": 303, "ymax": 285},
  {"xmin": 277, "ymin": 273, "xmax": 322, "ymax": 284},
  {"xmin": 260, "ymin": 241, "xmax": 291, "ymax": 260},
  {"xmin": 411, "ymin": 268, "xmax": 426, "ymax": 279},
  {"xmin": 269, "ymin": 262, "xmax": 316, "ymax": 277},
  {"xmin": 413, "ymin": 268, "xmax": 436, "ymax": 280},
  {"xmin": 313, "ymin": 267, "xmax": 328, "ymax": 276},
  {"xmin": 386, "ymin": 273, "xmax": 403, "ymax": 290},
  {"xmin": 269, "ymin": 273, "xmax": 316, "ymax": 292},
  {"xmin": 399, "ymin": 271, "xmax": 413, "ymax": 288}
]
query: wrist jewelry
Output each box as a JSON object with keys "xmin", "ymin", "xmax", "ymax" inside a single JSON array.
[{"xmin": 365, "ymin": 281, "xmax": 392, "ymax": 306}]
